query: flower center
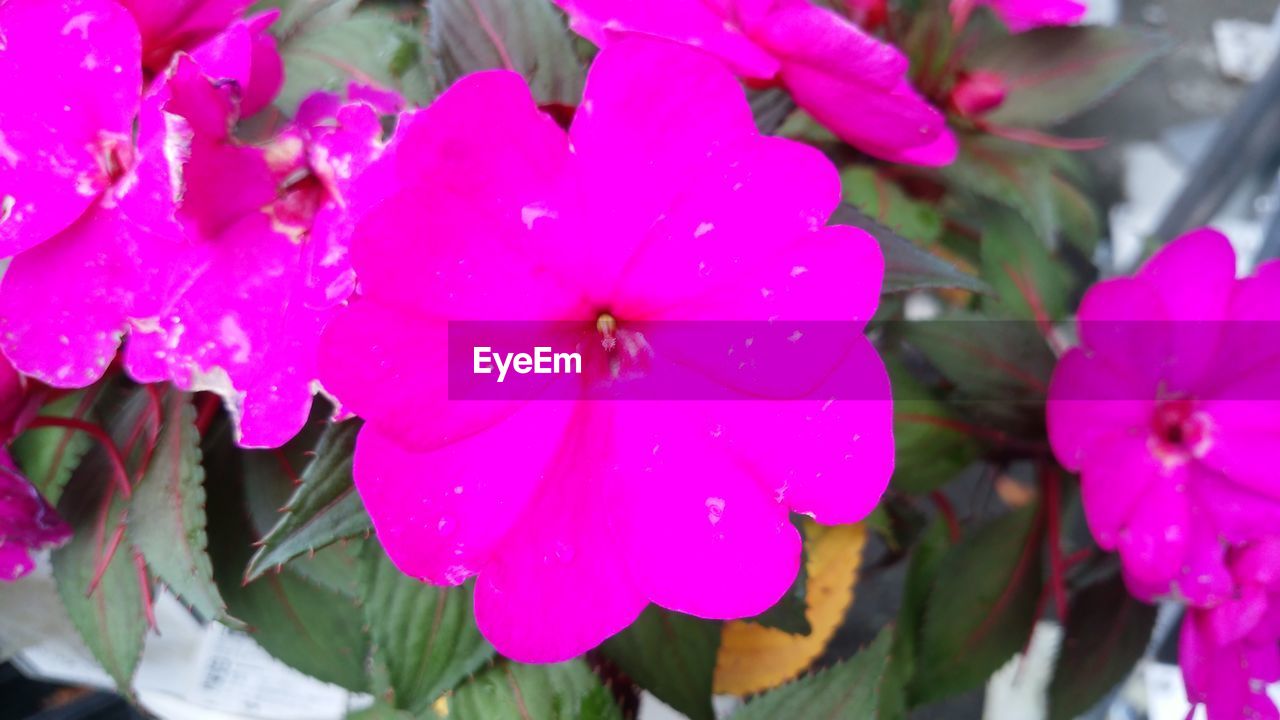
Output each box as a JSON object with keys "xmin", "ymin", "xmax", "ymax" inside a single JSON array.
[{"xmin": 1150, "ymin": 397, "xmax": 1212, "ymax": 462}]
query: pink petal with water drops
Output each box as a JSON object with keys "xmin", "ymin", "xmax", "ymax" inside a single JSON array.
[
  {"xmin": 0, "ymin": 0, "xmax": 141, "ymax": 256},
  {"xmin": 0, "ymin": 205, "xmax": 179, "ymax": 387},
  {"xmin": 716, "ymin": 336, "xmax": 894, "ymax": 525},
  {"xmin": 317, "ymin": 300, "xmax": 537, "ymax": 452},
  {"xmin": 354, "ymin": 403, "xmax": 575, "ymax": 587},
  {"xmin": 613, "ymin": 401, "xmax": 802, "ymax": 619},
  {"xmin": 1117, "ymin": 474, "xmax": 1190, "ymax": 588},
  {"xmin": 1075, "ymin": 433, "xmax": 1160, "ymax": 551},
  {"xmin": 473, "ymin": 405, "xmax": 648, "ymax": 663},
  {"xmin": 1046, "ymin": 349, "xmax": 1152, "ymax": 471},
  {"xmin": 608, "ymin": 136, "xmax": 842, "ymax": 316}
]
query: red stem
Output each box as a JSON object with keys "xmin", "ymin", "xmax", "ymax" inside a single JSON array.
[
  {"xmin": 1042, "ymin": 463, "xmax": 1069, "ymax": 620},
  {"xmin": 133, "ymin": 551, "xmax": 156, "ymax": 629},
  {"xmin": 195, "ymin": 393, "xmax": 220, "ymax": 435},
  {"xmin": 28, "ymin": 417, "xmax": 131, "ymax": 499},
  {"xmin": 931, "ymin": 491, "xmax": 962, "ymax": 542},
  {"xmin": 87, "ymin": 521, "xmax": 127, "ymax": 596}
]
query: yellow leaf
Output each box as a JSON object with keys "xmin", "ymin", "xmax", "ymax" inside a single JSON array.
[{"xmin": 712, "ymin": 521, "xmax": 867, "ymax": 696}]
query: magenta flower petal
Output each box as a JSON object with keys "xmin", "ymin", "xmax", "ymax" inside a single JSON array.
[
  {"xmin": 0, "ymin": 450, "xmax": 71, "ymax": 582},
  {"xmin": 187, "ymin": 11, "xmax": 284, "ymax": 117},
  {"xmin": 321, "ymin": 38, "xmax": 892, "ymax": 661},
  {"xmin": 552, "ymin": 0, "xmax": 954, "ymax": 166},
  {"xmin": 1076, "ymin": 434, "xmax": 1159, "ymax": 551},
  {"xmin": 355, "ymin": 408, "xmax": 574, "ymax": 587},
  {"xmin": 1117, "ymin": 475, "xmax": 1190, "ymax": 587},
  {"xmin": 0, "ymin": 205, "xmax": 178, "ymax": 387},
  {"xmin": 965, "ymin": 0, "xmax": 1087, "ymax": 32},
  {"xmin": 0, "ymin": 0, "xmax": 141, "ymax": 256},
  {"xmin": 609, "ymin": 137, "xmax": 843, "ymax": 315},
  {"xmin": 613, "ymin": 402, "xmax": 802, "ymax": 619},
  {"xmin": 472, "ymin": 423, "xmax": 649, "ymax": 663},
  {"xmin": 317, "ymin": 301, "xmax": 534, "ymax": 451},
  {"xmin": 1046, "ymin": 349, "xmax": 1152, "ymax": 471},
  {"xmin": 117, "ymin": 0, "xmax": 253, "ymax": 72}
]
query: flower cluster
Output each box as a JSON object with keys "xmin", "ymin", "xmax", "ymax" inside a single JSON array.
[
  {"xmin": 0, "ymin": 0, "xmax": 393, "ymax": 448},
  {"xmin": 1048, "ymin": 229, "xmax": 1280, "ymax": 718}
]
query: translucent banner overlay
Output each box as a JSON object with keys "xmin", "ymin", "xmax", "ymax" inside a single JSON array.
[{"xmin": 445, "ymin": 320, "xmax": 1280, "ymax": 401}]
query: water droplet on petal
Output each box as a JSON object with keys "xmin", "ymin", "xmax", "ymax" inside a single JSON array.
[
  {"xmin": 706, "ymin": 497, "xmax": 725, "ymax": 525},
  {"xmin": 553, "ymin": 541, "xmax": 575, "ymax": 563},
  {"xmin": 437, "ymin": 516, "xmax": 456, "ymax": 536}
]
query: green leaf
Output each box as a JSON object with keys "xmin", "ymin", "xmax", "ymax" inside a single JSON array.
[
  {"xmin": 126, "ymin": 391, "xmax": 225, "ymax": 621},
  {"xmin": 888, "ymin": 360, "xmax": 979, "ymax": 494},
  {"xmin": 909, "ymin": 505, "xmax": 1043, "ymax": 705},
  {"xmin": 51, "ymin": 387, "xmax": 153, "ymax": 692},
  {"xmin": 359, "ymin": 542, "xmax": 493, "ymax": 712},
  {"xmin": 345, "ymin": 701, "xmax": 414, "ymax": 720},
  {"xmin": 429, "ymin": 0, "xmax": 584, "ymax": 105},
  {"xmin": 881, "ymin": 521, "xmax": 952, "ymax": 720},
  {"xmin": 979, "ymin": 206, "xmax": 1071, "ymax": 322},
  {"xmin": 842, "ymin": 167, "xmax": 944, "ymax": 246},
  {"xmin": 736, "ymin": 627, "xmax": 894, "ymax": 719},
  {"xmin": 601, "ymin": 606, "xmax": 720, "ymax": 720},
  {"xmin": 246, "ymin": 420, "xmax": 370, "ymax": 581},
  {"xmin": 252, "ymin": 0, "xmax": 361, "ymax": 37},
  {"xmin": 972, "ymin": 26, "xmax": 1168, "ymax": 128},
  {"xmin": 902, "ymin": 310, "xmax": 1055, "ymax": 436},
  {"xmin": 205, "ymin": 423, "xmax": 371, "ymax": 692},
  {"xmin": 12, "ymin": 387, "xmax": 105, "ymax": 505},
  {"xmin": 943, "ymin": 136, "xmax": 1057, "ymax": 244},
  {"xmin": 275, "ymin": 8, "xmax": 435, "ymax": 114},
  {"xmin": 577, "ymin": 685, "xmax": 624, "ymax": 720},
  {"xmin": 830, "ymin": 204, "xmax": 988, "ymax": 294},
  {"xmin": 1051, "ymin": 175, "xmax": 1101, "ymax": 256},
  {"xmin": 449, "ymin": 660, "xmax": 607, "ymax": 720},
  {"xmin": 1047, "ymin": 572, "xmax": 1156, "ymax": 720}
]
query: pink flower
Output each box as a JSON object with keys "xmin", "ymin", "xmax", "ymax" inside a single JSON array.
[
  {"xmin": 950, "ymin": 71, "xmax": 1007, "ymax": 118},
  {"xmin": 124, "ymin": 80, "xmax": 394, "ymax": 447},
  {"xmin": 951, "ymin": 0, "xmax": 1086, "ymax": 33},
  {"xmin": 317, "ymin": 39, "xmax": 894, "ymax": 662},
  {"xmin": 550, "ymin": 0, "xmax": 956, "ymax": 166},
  {"xmin": 0, "ymin": 2, "xmax": 329, "ymax": 447},
  {"xmin": 1180, "ymin": 538, "xmax": 1280, "ymax": 720},
  {"xmin": 1048, "ymin": 229, "xmax": 1280, "ymax": 605},
  {"xmin": 115, "ymin": 0, "xmax": 253, "ymax": 73},
  {"xmin": 0, "ymin": 0, "xmax": 171, "ymax": 387},
  {"xmin": 0, "ymin": 357, "xmax": 70, "ymax": 582}
]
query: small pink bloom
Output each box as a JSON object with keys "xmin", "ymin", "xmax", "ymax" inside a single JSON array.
[
  {"xmin": 950, "ymin": 71, "xmax": 1007, "ymax": 118},
  {"xmin": 1180, "ymin": 538, "xmax": 1280, "ymax": 720},
  {"xmin": 846, "ymin": 0, "xmax": 888, "ymax": 31},
  {"xmin": 951, "ymin": 0, "xmax": 1086, "ymax": 33},
  {"xmin": 551, "ymin": 0, "xmax": 956, "ymax": 166},
  {"xmin": 0, "ymin": 452, "xmax": 71, "ymax": 582},
  {"xmin": 0, "ymin": 356, "xmax": 70, "ymax": 582},
  {"xmin": 115, "ymin": 0, "xmax": 253, "ymax": 73},
  {"xmin": 1048, "ymin": 229, "xmax": 1280, "ymax": 604},
  {"xmin": 125, "ymin": 80, "xmax": 394, "ymax": 447},
  {"xmin": 318, "ymin": 39, "xmax": 893, "ymax": 662}
]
